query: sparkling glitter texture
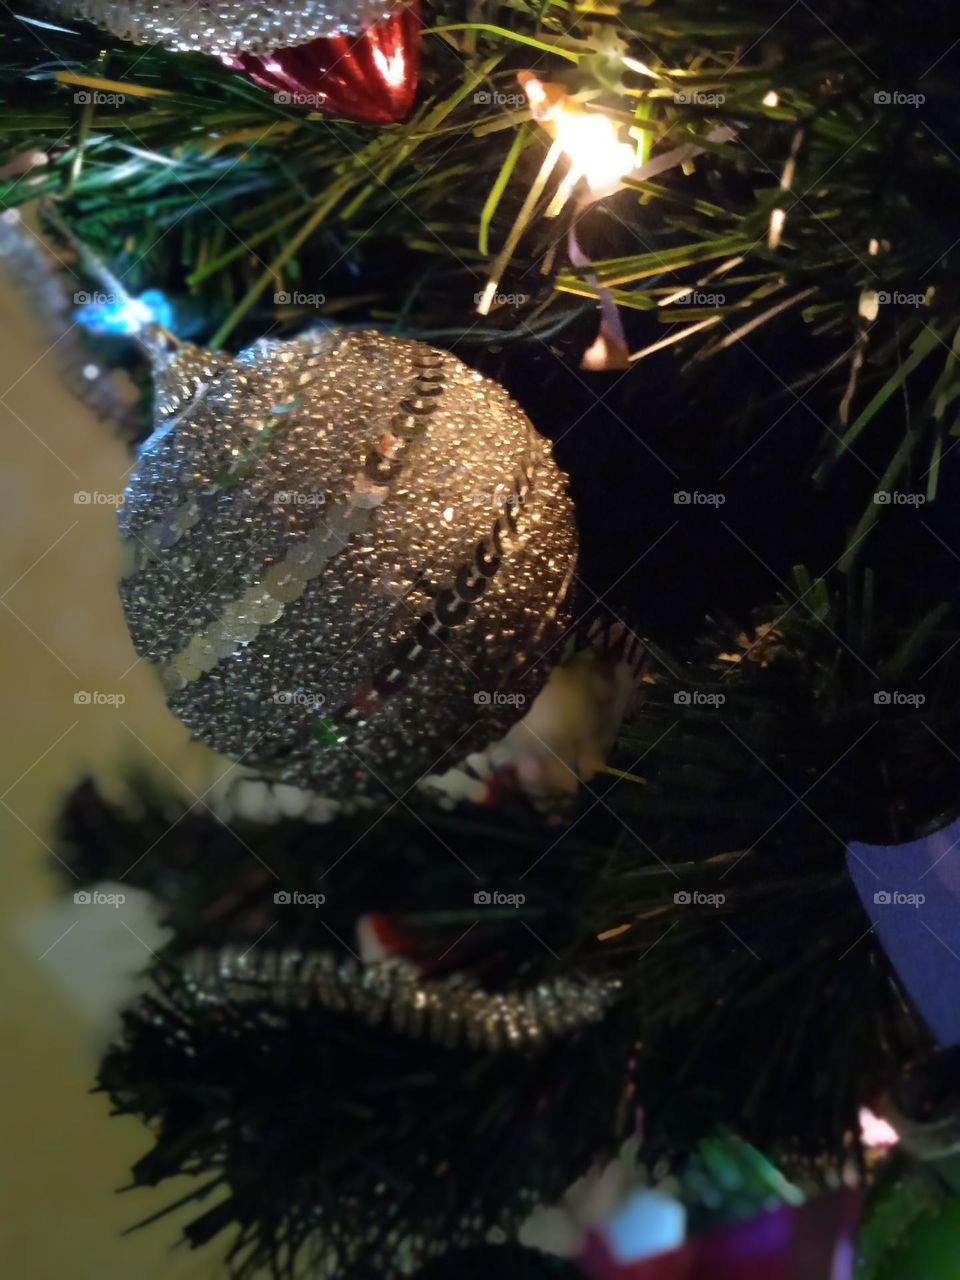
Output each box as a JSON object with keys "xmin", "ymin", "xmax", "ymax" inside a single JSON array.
[
  {"xmin": 44, "ymin": 0, "xmax": 397, "ymax": 54},
  {"xmin": 120, "ymin": 327, "xmax": 578, "ymax": 796},
  {"xmin": 183, "ymin": 947, "xmax": 622, "ymax": 1051}
]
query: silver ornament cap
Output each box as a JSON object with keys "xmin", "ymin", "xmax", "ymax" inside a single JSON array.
[{"xmin": 119, "ymin": 327, "xmax": 578, "ymax": 797}]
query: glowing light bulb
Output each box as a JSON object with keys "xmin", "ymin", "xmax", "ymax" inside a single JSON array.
[
  {"xmin": 520, "ymin": 74, "xmax": 635, "ymax": 194},
  {"xmin": 859, "ymin": 1107, "xmax": 899, "ymax": 1148},
  {"xmin": 762, "ymin": 90, "xmax": 780, "ymax": 108},
  {"xmin": 554, "ymin": 109, "xmax": 635, "ymax": 192}
]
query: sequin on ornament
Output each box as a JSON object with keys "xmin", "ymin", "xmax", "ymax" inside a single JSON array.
[
  {"xmin": 120, "ymin": 328, "xmax": 578, "ymax": 796},
  {"xmin": 45, "ymin": 0, "xmax": 398, "ymax": 54}
]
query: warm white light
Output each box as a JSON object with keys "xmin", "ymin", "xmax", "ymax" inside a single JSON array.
[
  {"xmin": 769, "ymin": 206, "xmax": 787, "ymax": 249},
  {"xmin": 762, "ymin": 90, "xmax": 780, "ymax": 108},
  {"xmin": 554, "ymin": 108, "xmax": 635, "ymax": 192},
  {"xmin": 859, "ymin": 1106, "xmax": 899, "ymax": 1148},
  {"xmin": 522, "ymin": 75, "xmax": 635, "ymax": 193}
]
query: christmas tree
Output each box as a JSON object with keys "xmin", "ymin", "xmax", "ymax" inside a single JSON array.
[{"xmin": 3, "ymin": 1, "xmax": 960, "ymax": 1276}]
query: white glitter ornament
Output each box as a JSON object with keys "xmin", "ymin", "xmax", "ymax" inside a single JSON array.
[
  {"xmin": 119, "ymin": 327, "xmax": 579, "ymax": 797},
  {"xmin": 43, "ymin": 0, "xmax": 396, "ymax": 55}
]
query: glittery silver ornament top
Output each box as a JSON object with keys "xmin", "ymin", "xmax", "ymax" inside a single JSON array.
[
  {"xmin": 119, "ymin": 327, "xmax": 578, "ymax": 797},
  {"xmin": 44, "ymin": 0, "xmax": 397, "ymax": 54}
]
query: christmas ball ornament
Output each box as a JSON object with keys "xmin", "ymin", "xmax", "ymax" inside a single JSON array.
[
  {"xmin": 49, "ymin": 0, "xmax": 398, "ymax": 55},
  {"xmin": 224, "ymin": 2, "xmax": 420, "ymax": 124},
  {"xmin": 119, "ymin": 327, "xmax": 578, "ymax": 798}
]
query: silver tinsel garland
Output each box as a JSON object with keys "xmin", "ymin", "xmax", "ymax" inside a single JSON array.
[
  {"xmin": 182, "ymin": 946, "xmax": 622, "ymax": 1051},
  {"xmin": 43, "ymin": 0, "xmax": 396, "ymax": 54},
  {"xmin": 119, "ymin": 327, "xmax": 577, "ymax": 797}
]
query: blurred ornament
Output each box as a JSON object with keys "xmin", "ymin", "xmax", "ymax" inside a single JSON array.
[
  {"xmin": 846, "ymin": 819, "xmax": 960, "ymax": 1048},
  {"xmin": 45, "ymin": 0, "xmax": 397, "ymax": 55},
  {"xmin": 45, "ymin": 0, "xmax": 420, "ymax": 123},
  {"xmin": 119, "ymin": 326, "xmax": 579, "ymax": 798},
  {"xmin": 581, "ymin": 1189, "xmax": 861, "ymax": 1279},
  {"xmin": 224, "ymin": 2, "xmax": 420, "ymax": 124},
  {"xmin": 183, "ymin": 945, "xmax": 621, "ymax": 1051}
]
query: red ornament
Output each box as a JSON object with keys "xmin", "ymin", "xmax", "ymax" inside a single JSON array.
[{"xmin": 226, "ymin": 3, "xmax": 420, "ymax": 124}]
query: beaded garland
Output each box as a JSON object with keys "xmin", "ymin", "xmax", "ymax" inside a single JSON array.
[
  {"xmin": 183, "ymin": 946, "xmax": 623, "ymax": 1051},
  {"xmin": 119, "ymin": 327, "xmax": 578, "ymax": 796}
]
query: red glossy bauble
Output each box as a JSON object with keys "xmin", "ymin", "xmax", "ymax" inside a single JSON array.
[{"xmin": 226, "ymin": 2, "xmax": 420, "ymax": 124}]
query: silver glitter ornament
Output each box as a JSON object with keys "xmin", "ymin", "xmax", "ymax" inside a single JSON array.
[
  {"xmin": 120, "ymin": 327, "xmax": 578, "ymax": 796},
  {"xmin": 43, "ymin": 0, "xmax": 396, "ymax": 55},
  {"xmin": 182, "ymin": 946, "xmax": 622, "ymax": 1051}
]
